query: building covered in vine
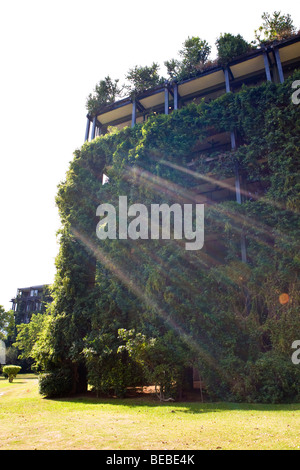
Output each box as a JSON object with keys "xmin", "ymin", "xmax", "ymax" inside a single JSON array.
[{"xmin": 35, "ymin": 33, "xmax": 300, "ymax": 403}]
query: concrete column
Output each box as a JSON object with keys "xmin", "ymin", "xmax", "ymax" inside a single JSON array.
[
  {"xmin": 274, "ymin": 47, "xmax": 284, "ymax": 84},
  {"xmin": 164, "ymin": 83, "xmax": 169, "ymax": 115},
  {"xmin": 131, "ymin": 100, "xmax": 136, "ymax": 127},
  {"xmin": 224, "ymin": 67, "xmax": 231, "ymax": 93},
  {"xmin": 173, "ymin": 83, "xmax": 178, "ymax": 110},
  {"xmin": 84, "ymin": 117, "xmax": 90, "ymax": 142},
  {"xmin": 91, "ymin": 117, "xmax": 97, "ymax": 140},
  {"xmin": 96, "ymin": 125, "xmax": 102, "ymax": 137},
  {"xmin": 263, "ymin": 51, "xmax": 272, "ymax": 82}
]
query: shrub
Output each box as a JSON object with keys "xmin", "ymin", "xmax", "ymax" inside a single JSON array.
[
  {"xmin": 216, "ymin": 33, "xmax": 251, "ymax": 66},
  {"xmin": 254, "ymin": 11, "xmax": 296, "ymax": 44},
  {"xmin": 165, "ymin": 36, "xmax": 211, "ymax": 81},
  {"xmin": 86, "ymin": 76, "xmax": 124, "ymax": 115},
  {"xmin": 38, "ymin": 367, "xmax": 73, "ymax": 398},
  {"xmin": 2, "ymin": 365, "xmax": 21, "ymax": 382},
  {"xmin": 125, "ymin": 63, "xmax": 164, "ymax": 96},
  {"xmin": 244, "ymin": 353, "xmax": 300, "ymax": 403}
]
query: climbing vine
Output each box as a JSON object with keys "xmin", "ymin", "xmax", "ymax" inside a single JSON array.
[{"xmin": 33, "ymin": 71, "xmax": 300, "ymax": 401}]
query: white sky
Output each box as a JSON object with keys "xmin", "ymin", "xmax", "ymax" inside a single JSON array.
[{"xmin": 0, "ymin": 0, "xmax": 299, "ymax": 310}]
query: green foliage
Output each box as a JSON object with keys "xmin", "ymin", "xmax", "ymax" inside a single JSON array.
[
  {"xmin": 180, "ymin": 37, "xmax": 211, "ymax": 65},
  {"xmin": 165, "ymin": 36, "xmax": 211, "ymax": 81},
  {"xmin": 83, "ymin": 326, "xmax": 145, "ymax": 398},
  {"xmin": 13, "ymin": 312, "xmax": 53, "ymax": 371},
  {"xmin": 86, "ymin": 76, "xmax": 124, "ymax": 115},
  {"xmin": 244, "ymin": 353, "xmax": 300, "ymax": 403},
  {"xmin": 38, "ymin": 367, "xmax": 73, "ymax": 398},
  {"xmin": 125, "ymin": 63, "xmax": 164, "ymax": 96},
  {"xmin": 4, "ymin": 346, "xmax": 18, "ymax": 365},
  {"xmin": 164, "ymin": 58, "xmax": 181, "ymax": 80},
  {"xmin": 118, "ymin": 328, "xmax": 188, "ymax": 400},
  {"xmin": 3, "ymin": 365, "xmax": 21, "ymax": 382},
  {"xmin": 32, "ymin": 70, "xmax": 300, "ymax": 402},
  {"xmin": 0, "ymin": 307, "xmax": 14, "ymax": 344},
  {"xmin": 216, "ymin": 33, "xmax": 251, "ymax": 66},
  {"xmin": 0, "ymin": 305, "xmax": 5, "ymax": 341},
  {"xmin": 254, "ymin": 11, "xmax": 297, "ymax": 44}
]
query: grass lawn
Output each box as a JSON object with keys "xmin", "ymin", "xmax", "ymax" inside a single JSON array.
[{"xmin": 0, "ymin": 374, "xmax": 300, "ymax": 450}]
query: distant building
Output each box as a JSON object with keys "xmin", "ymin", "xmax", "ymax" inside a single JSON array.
[{"xmin": 11, "ymin": 285, "xmax": 52, "ymax": 324}]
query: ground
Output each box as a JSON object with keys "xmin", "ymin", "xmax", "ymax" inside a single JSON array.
[{"xmin": 0, "ymin": 374, "xmax": 300, "ymax": 450}]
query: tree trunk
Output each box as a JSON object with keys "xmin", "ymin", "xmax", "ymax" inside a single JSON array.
[{"xmin": 71, "ymin": 362, "xmax": 88, "ymax": 395}]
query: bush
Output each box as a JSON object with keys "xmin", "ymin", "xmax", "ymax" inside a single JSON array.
[
  {"xmin": 216, "ymin": 33, "xmax": 251, "ymax": 66},
  {"xmin": 164, "ymin": 36, "xmax": 211, "ymax": 81},
  {"xmin": 86, "ymin": 354, "xmax": 146, "ymax": 398},
  {"xmin": 244, "ymin": 353, "xmax": 300, "ymax": 403},
  {"xmin": 86, "ymin": 76, "xmax": 123, "ymax": 115},
  {"xmin": 38, "ymin": 367, "xmax": 73, "ymax": 398},
  {"xmin": 2, "ymin": 365, "xmax": 21, "ymax": 382},
  {"xmin": 125, "ymin": 63, "xmax": 164, "ymax": 96},
  {"xmin": 254, "ymin": 11, "xmax": 296, "ymax": 44}
]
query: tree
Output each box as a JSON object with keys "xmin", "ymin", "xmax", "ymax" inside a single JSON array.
[
  {"xmin": 216, "ymin": 33, "xmax": 251, "ymax": 66},
  {"xmin": 0, "ymin": 306, "xmax": 15, "ymax": 344},
  {"xmin": 118, "ymin": 328, "xmax": 190, "ymax": 400},
  {"xmin": 125, "ymin": 63, "xmax": 164, "ymax": 96},
  {"xmin": 86, "ymin": 76, "xmax": 124, "ymax": 115},
  {"xmin": 3, "ymin": 365, "xmax": 21, "ymax": 383},
  {"xmin": 13, "ymin": 312, "xmax": 52, "ymax": 371},
  {"xmin": 180, "ymin": 37, "xmax": 211, "ymax": 69},
  {"xmin": 254, "ymin": 11, "xmax": 296, "ymax": 44},
  {"xmin": 165, "ymin": 36, "xmax": 211, "ymax": 81}
]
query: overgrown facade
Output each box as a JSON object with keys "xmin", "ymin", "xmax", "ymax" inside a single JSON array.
[{"xmin": 37, "ymin": 36, "xmax": 300, "ymax": 402}]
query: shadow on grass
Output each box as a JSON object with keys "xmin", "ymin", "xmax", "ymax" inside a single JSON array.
[
  {"xmin": 0, "ymin": 374, "xmax": 38, "ymax": 384},
  {"xmin": 47, "ymin": 392, "xmax": 300, "ymax": 415}
]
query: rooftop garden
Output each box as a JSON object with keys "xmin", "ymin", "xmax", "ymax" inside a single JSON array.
[{"xmin": 86, "ymin": 11, "xmax": 300, "ymax": 116}]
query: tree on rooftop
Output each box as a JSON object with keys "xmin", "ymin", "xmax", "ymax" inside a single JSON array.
[
  {"xmin": 180, "ymin": 37, "xmax": 211, "ymax": 70},
  {"xmin": 165, "ymin": 36, "xmax": 211, "ymax": 81},
  {"xmin": 86, "ymin": 76, "xmax": 124, "ymax": 116},
  {"xmin": 254, "ymin": 11, "xmax": 296, "ymax": 44},
  {"xmin": 125, "ymin": 62, "xmax": 164, "ymax": 96},
  {"xmin": 216, "ymin": 33, "xmax": 251, "ymax": 66}
]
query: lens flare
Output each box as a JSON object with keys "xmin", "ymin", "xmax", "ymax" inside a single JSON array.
[{"xmin": 279, "ymin": 293, "xmax": 289, "ymax": 305}]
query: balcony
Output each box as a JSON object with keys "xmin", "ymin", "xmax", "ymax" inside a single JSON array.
[{"xmin": 84, "ymin": 35, "xmax": 300, "ymax": 141}]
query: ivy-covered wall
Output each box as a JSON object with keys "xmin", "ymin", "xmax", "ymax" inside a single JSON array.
[{"xmin": 41, "ymin": 71, "xmax": 300, "ymax": 402}]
